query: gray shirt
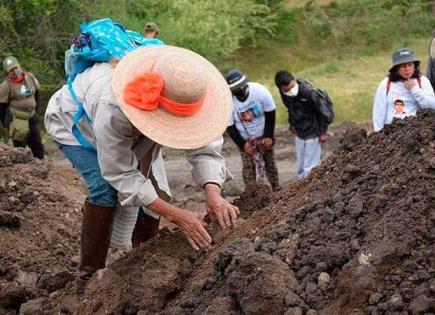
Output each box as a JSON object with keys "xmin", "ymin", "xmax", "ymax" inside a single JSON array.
[{"xmin": 45, "ymin": 63, "xmax": 228, "ymax": 208}]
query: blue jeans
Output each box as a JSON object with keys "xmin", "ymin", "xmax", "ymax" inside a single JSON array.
[{"xmin": 57, "ymin": 144, "xmax": 118, "ymax": 207}]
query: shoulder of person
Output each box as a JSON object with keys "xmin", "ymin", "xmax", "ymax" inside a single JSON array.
[
  {"xmin": 419, "ymin": 75, "xmax": 432, "ymax": 86},
  {"xmin": 26, "ymin": 72, "xmax": 41, "ymax": 88},
  {"xmin": 249, "ymin": 82, "xmax": 271, "ymax": 94},
  {"xmin": 373, "ymin": 77, "xmax": 390, "ymax": 93},
  {"xmin": 297, "ymin": 79, "xmax": 316, "ymax": 97}
]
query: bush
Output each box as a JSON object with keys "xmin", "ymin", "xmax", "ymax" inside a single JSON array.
[{"xmin": 299, "ymin": 0, "xmax": 434, "ymax": 50}]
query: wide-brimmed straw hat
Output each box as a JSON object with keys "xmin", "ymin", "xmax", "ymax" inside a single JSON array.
[{"xmin": 112, "ymin": 45, "xmax": 232, "ymax": 149}]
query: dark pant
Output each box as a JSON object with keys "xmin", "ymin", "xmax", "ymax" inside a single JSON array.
[
  {"xmin": 12, "ymin": 113, "xmax": 45, "ymax": 159},
  {"xmin": 240, "ymin": 148, "xmax": 280, "ymax": 190}
]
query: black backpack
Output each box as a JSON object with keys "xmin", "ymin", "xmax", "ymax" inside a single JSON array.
[{"xmin": 298, "ymin": 79, "xmax": 334, "ymax": 124}]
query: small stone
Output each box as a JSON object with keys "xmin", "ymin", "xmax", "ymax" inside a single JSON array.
[
  {"xmin": 37, "ymin": 271, "xmax": 74, "ymax": 292},
  {"xmin": 387, "ymin": 293, "xmax": 403, "ymax": 310},
  {"xmin": 284, "ymin": 292, "xmax": 303, "ymax": 307},
  {"xmin": 0, "ymin": 180, "xmax": 6, "ymax": 192},
  {"xmin": 317, "ymin": 272, "xmax": 330, "ymax": 288},
  {"xmin": 430, "ymin": 279, "xmax": 435, "ymax": 293},
  {"xmin": 70, "ymin": 255, "xmax": 80, "ymax": 267},
  {"xmin": 306, "ymin": 310, "xmax": 318, "ymax": 315},
  {"xmin": 348, "ymin": 194, "xmax": 364, "ymax": 218},
  {"xmin": 369, "ymin": 292, "xmax": 383, "ymax": 305},
  {"xmin": 429, "ymin": 157, "xmax": 435, "ymax": 169},
  {"xmin": 7, "ymin": 196, "xmax": 19, "ymax": 205},
  {"xmin": 8, "ymin": 181, "xmax": 17, "ymax": 189},
  {"xmin": 0, "ymin": 210, "xmax": 21, "ymax": 229},
  {"xmin": 284, "ymin": 307, "xmax": 302, "ymax": 315},
  {"xmin": 19, "ymin": 297, "xmax": 44, "ymax": 315},
  {"xmin": 233, "ymin": 218, "xmax": 246, "ymax": 228},
  {"xmin": 14, "ymin": 270, "xmax": 39, "ymax": 288},
  {"xmin": 409, "ymin": 295, "xmax": 434, "ymax": 314},
  {"xmin": 0, "ymin": 282, "xmax": 35, "ymax": 308}
]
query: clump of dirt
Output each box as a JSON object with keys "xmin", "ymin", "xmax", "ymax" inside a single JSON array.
[
  {"xmin": 0, "ymin": 144, "xmax": 84, "ymax": 313},
  {"xmin": 59, "ymin": 110, "xmax": 434, "ymax": 315}
]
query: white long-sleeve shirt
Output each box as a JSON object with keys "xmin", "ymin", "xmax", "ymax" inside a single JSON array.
[
  {"xmin": 372, "ymin": 76, "xmax": 435, "ymax": 131},
  {"xmin": 45, "ymin": 63, "xmax": 228, "ymax": 208}
]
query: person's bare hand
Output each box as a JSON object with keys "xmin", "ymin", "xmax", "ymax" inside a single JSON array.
[
  {"xmin": 173, "ymin": 209, "xmax": 212, "ymax": 251},
  {"xmin": 290, "ymin": 127, "xmax": 297, "ymax": 136},
  {"xmin": 243, "ymin": 142, "xmax": 254, "ymax": 156},
  {"xmin": 404, "ymin": 79, "xmax": 416, "ymax": 90},
  {"xmin": 205, "ymin": 184, "xmax": 239, "ymax": 230},
  {"xmin": 261, "ymin": 137, "xmax": 274, "ymax": 149},
  {"xmin": 319, "ymin": 134, "xmax": 328, "ymax": 143}
]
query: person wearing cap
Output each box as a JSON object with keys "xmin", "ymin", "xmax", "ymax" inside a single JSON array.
[
  {"xmin": 0, "ymin": 56, "xmax": 45, "ymax": 158},
  {"xmin": 225, "ymin": 69, "xmax": 280, "ymax": 191},
  {"xmin": 45, "ymin": 45, "xmax": 239, "ymax": 293},
  {"xmin": 144, "ymin": 22, "xmax": 159, "ymax": 38},
  {"xmin": 373, "ymin": 47, "xmax": 435, "ymax": 132}
]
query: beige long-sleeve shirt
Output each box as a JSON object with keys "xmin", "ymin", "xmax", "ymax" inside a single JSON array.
[{"xmin": 45, "ymin": 62, "xmax": 228, "ymax": 208}]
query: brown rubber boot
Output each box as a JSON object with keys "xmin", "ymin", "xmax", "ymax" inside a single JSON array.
[
  {"xmin": 131, "ymin": 214, "xmax": 160, "ymax": 248},
  {"xmin": 77, "ymin": 200, "xmax": 115, "ymax": 295}
]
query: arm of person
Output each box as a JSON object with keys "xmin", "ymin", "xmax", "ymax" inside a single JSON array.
[
  {"xmin": 260, "ymin": 84, "xmax": 277, "ymax": 146},
  {"xmin": 0, "ymin": 80, "xmax": 10, "ymax": 105},
  {"xmin": 185, "ymin": 137, "xmax": 239, "ymax": 229},
  {"xmin": 427, "ymin": 58, "xmax": 435, "ymax": 90},
  {"xmin": 227, "ymin": 124, "xmax": 246, "ymax": 150},
  {"xmin": 372, "ymin": 79, "xmax": 388, "ymax": 132},
  {"xmin": 409, "ymin": 76, "xmax": 435, "ymax": 109},
  {"xmin": 28, "ymin": 73, "xmax": 42, "ymax": 114},
  {"xmin": 93, "ymin": 101, "xmax": 213, "ymax": 250}
]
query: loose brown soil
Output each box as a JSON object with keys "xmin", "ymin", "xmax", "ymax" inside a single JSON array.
[{"xmin": 0, "ymin": 112, "xmax": 434, "ymax": 314}]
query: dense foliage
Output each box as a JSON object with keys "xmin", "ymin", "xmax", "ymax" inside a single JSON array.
[{"xmin": 0, "ymin": 0, "xmax": 433, "ymax": 121}]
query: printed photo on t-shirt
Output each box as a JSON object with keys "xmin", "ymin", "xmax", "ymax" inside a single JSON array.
[
  {"xmin": 238, "ymin": 102, "xmax": 262, "ymax": 122},
  {"xmin": 393, "ymin": 98, "xmax": 408, "ymax": 118}
]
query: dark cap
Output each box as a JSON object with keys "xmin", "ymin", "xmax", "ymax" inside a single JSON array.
[
  {"xmin": 225, "ymin": 69, "xmax": 249, "ymax": 92},
  {"xmin": 390, "ymin": 48, "xmax": 420, "ymax": 71},
  {"xmin": 144, "ymin": 22, "xmax": 159, "ymax": 33}
]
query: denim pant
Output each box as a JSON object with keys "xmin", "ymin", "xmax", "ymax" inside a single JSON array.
[
  {"xmin": 57, "ymin": 144, "xmax": 118, "ymax": 207},
  {"xmin": 295, "ymin": 136, "xmax": 321, "ymax": 179}
]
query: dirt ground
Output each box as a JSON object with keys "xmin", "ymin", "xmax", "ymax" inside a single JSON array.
[{"xmin": 1, "ymin": 113, "xmax": 434, "ymax": 314}]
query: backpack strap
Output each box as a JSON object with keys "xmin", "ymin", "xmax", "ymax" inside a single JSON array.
[
  {"xmin": 386, "ymin": 78, "xmax": 391, "ymax": 95},
  {"xmin": 68, "ymin": 80, "xmax": 95, "ymax": 151}
]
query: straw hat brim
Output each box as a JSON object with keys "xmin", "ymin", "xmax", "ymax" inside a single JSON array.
[{"xmin": 112, "ymin": 45, "xmax": 232, "ymax": 149}]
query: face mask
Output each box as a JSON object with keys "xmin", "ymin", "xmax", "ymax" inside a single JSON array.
[
  {"xmin": 9, "ymin": 68, "xmax": 22, "ymax": 79},
  {"xmin": 283, "ymin": 83, "xmax": 298, "ymax": 97},
  {"xmin": 233, "ymin": 85, "xmax": 249, "ymax": 102}
]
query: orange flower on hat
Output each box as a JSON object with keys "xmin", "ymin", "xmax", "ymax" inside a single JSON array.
[
  {"xmin": 123, "ymin": 73, "xmax": 164, "ymax": 111},
  {"xmin": 123, "ymin": 72, "xmax": 205, "ymax": 117}
]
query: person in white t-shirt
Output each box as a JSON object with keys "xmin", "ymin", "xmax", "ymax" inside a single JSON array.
[
  {"xmin": 225, "ymin": 69, "xmax": 280, "ymax": 191},
  {"xmin": 373, "ymin": 47, "xmax": 435, "ymax": 131}
]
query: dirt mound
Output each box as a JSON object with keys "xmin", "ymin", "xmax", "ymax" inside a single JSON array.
[
  {"xmin": 2, "ymin": 110, "xmax": 434, "ymax": 314},
  {"xmin": 44, "ymin": 110, "xmax": 434, "ymax": 314},
  {"xmin": 0, "ymin": 144, "xmax": 85, "ymax": 313}
]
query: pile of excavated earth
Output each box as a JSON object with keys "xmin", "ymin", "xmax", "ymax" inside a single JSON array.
[{"xmin": 0, "ymin": 110, "xmax": 434, "ymax": 315}]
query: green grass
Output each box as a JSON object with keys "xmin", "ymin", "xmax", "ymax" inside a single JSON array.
[{"xmin": 221, "ymin": 37, "xmax": 430, "ymax": 126}]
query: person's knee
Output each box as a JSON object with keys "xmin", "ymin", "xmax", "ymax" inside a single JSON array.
[{"xmin": 88, "ymin": 181, "xmax": 117, "ymax": 206}]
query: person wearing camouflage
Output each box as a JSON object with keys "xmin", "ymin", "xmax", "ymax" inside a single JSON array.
[{"xmin": 0, "ymin": 56, "xmax": 44, "ymax": 159}]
